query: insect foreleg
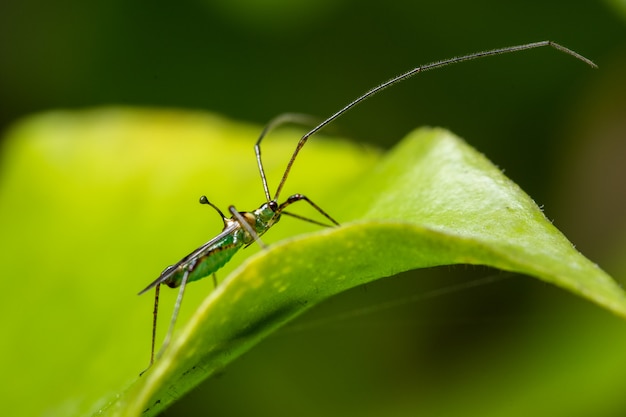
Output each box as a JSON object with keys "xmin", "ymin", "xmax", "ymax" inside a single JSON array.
[
  {"xmin": 279, "ymin": 194, "xmax": 340, "ymax": 227},
  {"xmin": 280, "ymin": 210, "xmax": 338, "ymax": 228}
]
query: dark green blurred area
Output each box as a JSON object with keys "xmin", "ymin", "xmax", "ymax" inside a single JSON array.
[
  {"xmin": 2, "ymin": 0, "xmax": 626, "ymax": 416},
  {"xmin": 1, "ymin": 0, "xmax": 621, "ymax": 192}
]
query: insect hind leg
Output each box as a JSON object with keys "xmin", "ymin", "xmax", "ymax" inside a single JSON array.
[
  {"xmin": 139, "ymin": 283, "xmax": 162, "ymax": 376},
  {"xmin": 148, "ymin": 263, "xmax": 194, "ymax": 371}
]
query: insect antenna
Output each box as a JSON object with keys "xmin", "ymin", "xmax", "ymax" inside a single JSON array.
[
  {"xmin": 256, "ymin": 41, "xmax": 595, "ymax": 202},
  {"xmin": 199, "ymin": 195, "xmax": 228, "ymax": 226},
  {"xmin": 254, "ymin": 113, "xmax": 323, "ymax": 202}
]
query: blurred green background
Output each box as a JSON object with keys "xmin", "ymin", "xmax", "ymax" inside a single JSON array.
[{"xmin": 1, "ymin": 0, "xmax": 626, "ymax": 416}]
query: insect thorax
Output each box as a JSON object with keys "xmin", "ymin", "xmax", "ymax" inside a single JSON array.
[{"xmin": 252, "ymin": 202, "xmax": 279, "ymax": 233}]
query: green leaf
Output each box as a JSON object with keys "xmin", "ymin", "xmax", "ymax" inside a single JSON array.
[
  {"xmin": 109, "ymin": 127, "xmax": 625, "ymax": 416},
  {"xmin": 0, "ymin": 109, "xmax": 622, "ymax": 417},
  {"xmin": 0, "ymin": 108, "xmax": 379, "ymax": 417}
]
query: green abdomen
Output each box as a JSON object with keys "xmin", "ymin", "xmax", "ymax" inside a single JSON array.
[{"xmin": 165, "ymin": 235, "xmax": 243, "ymax": 288}]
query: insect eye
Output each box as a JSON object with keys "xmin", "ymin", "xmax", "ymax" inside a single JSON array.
[{"xmin": 268, "ymin": 201, "xmax": 278, "ymax": 211}]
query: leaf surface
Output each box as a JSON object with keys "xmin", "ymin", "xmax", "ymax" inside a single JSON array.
[
  {"xmin": 109, "ymin": 127, "xmax": 625, "ymax": 416},
  {"xmin": 1, "ymin": 110, "xmax": 621, "ymax": 417}
]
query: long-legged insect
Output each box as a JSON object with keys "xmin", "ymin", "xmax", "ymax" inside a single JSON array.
[{"xmin": 138, "ymin": 41, "xmax": 596, "ymax": 370}]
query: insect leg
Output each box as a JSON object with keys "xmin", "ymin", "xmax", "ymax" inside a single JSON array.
[
  {"xmin": 229, "ymin": 205, "xmax": 267, "ymax": 249},
  {"xmin": 140, "ymin": 283, "xmax": 162, "ymax": 375},
  {"xmin": 150, "ymin": 283, "xmax": 160, "ymax": 364},
  {"xmin": 278, "ymin": 194, "xmax": 340, "ymax": 227},
  {"xmin": 156, "ymin": 263, "xmax": 194, "ymax": 362},
  {"xmin": 280, "ymin": 211, "xmax": 337, "ymax": 228}
]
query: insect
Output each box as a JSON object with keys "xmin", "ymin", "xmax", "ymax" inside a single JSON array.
[{"xmin": 138, "ymin": 41, "xmax": 596, "ymax": 370}]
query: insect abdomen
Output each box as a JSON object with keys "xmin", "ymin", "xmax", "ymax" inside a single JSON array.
[{"xmin": 166, "ymin": 235, "xmax": 243, "ymax": 288}]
